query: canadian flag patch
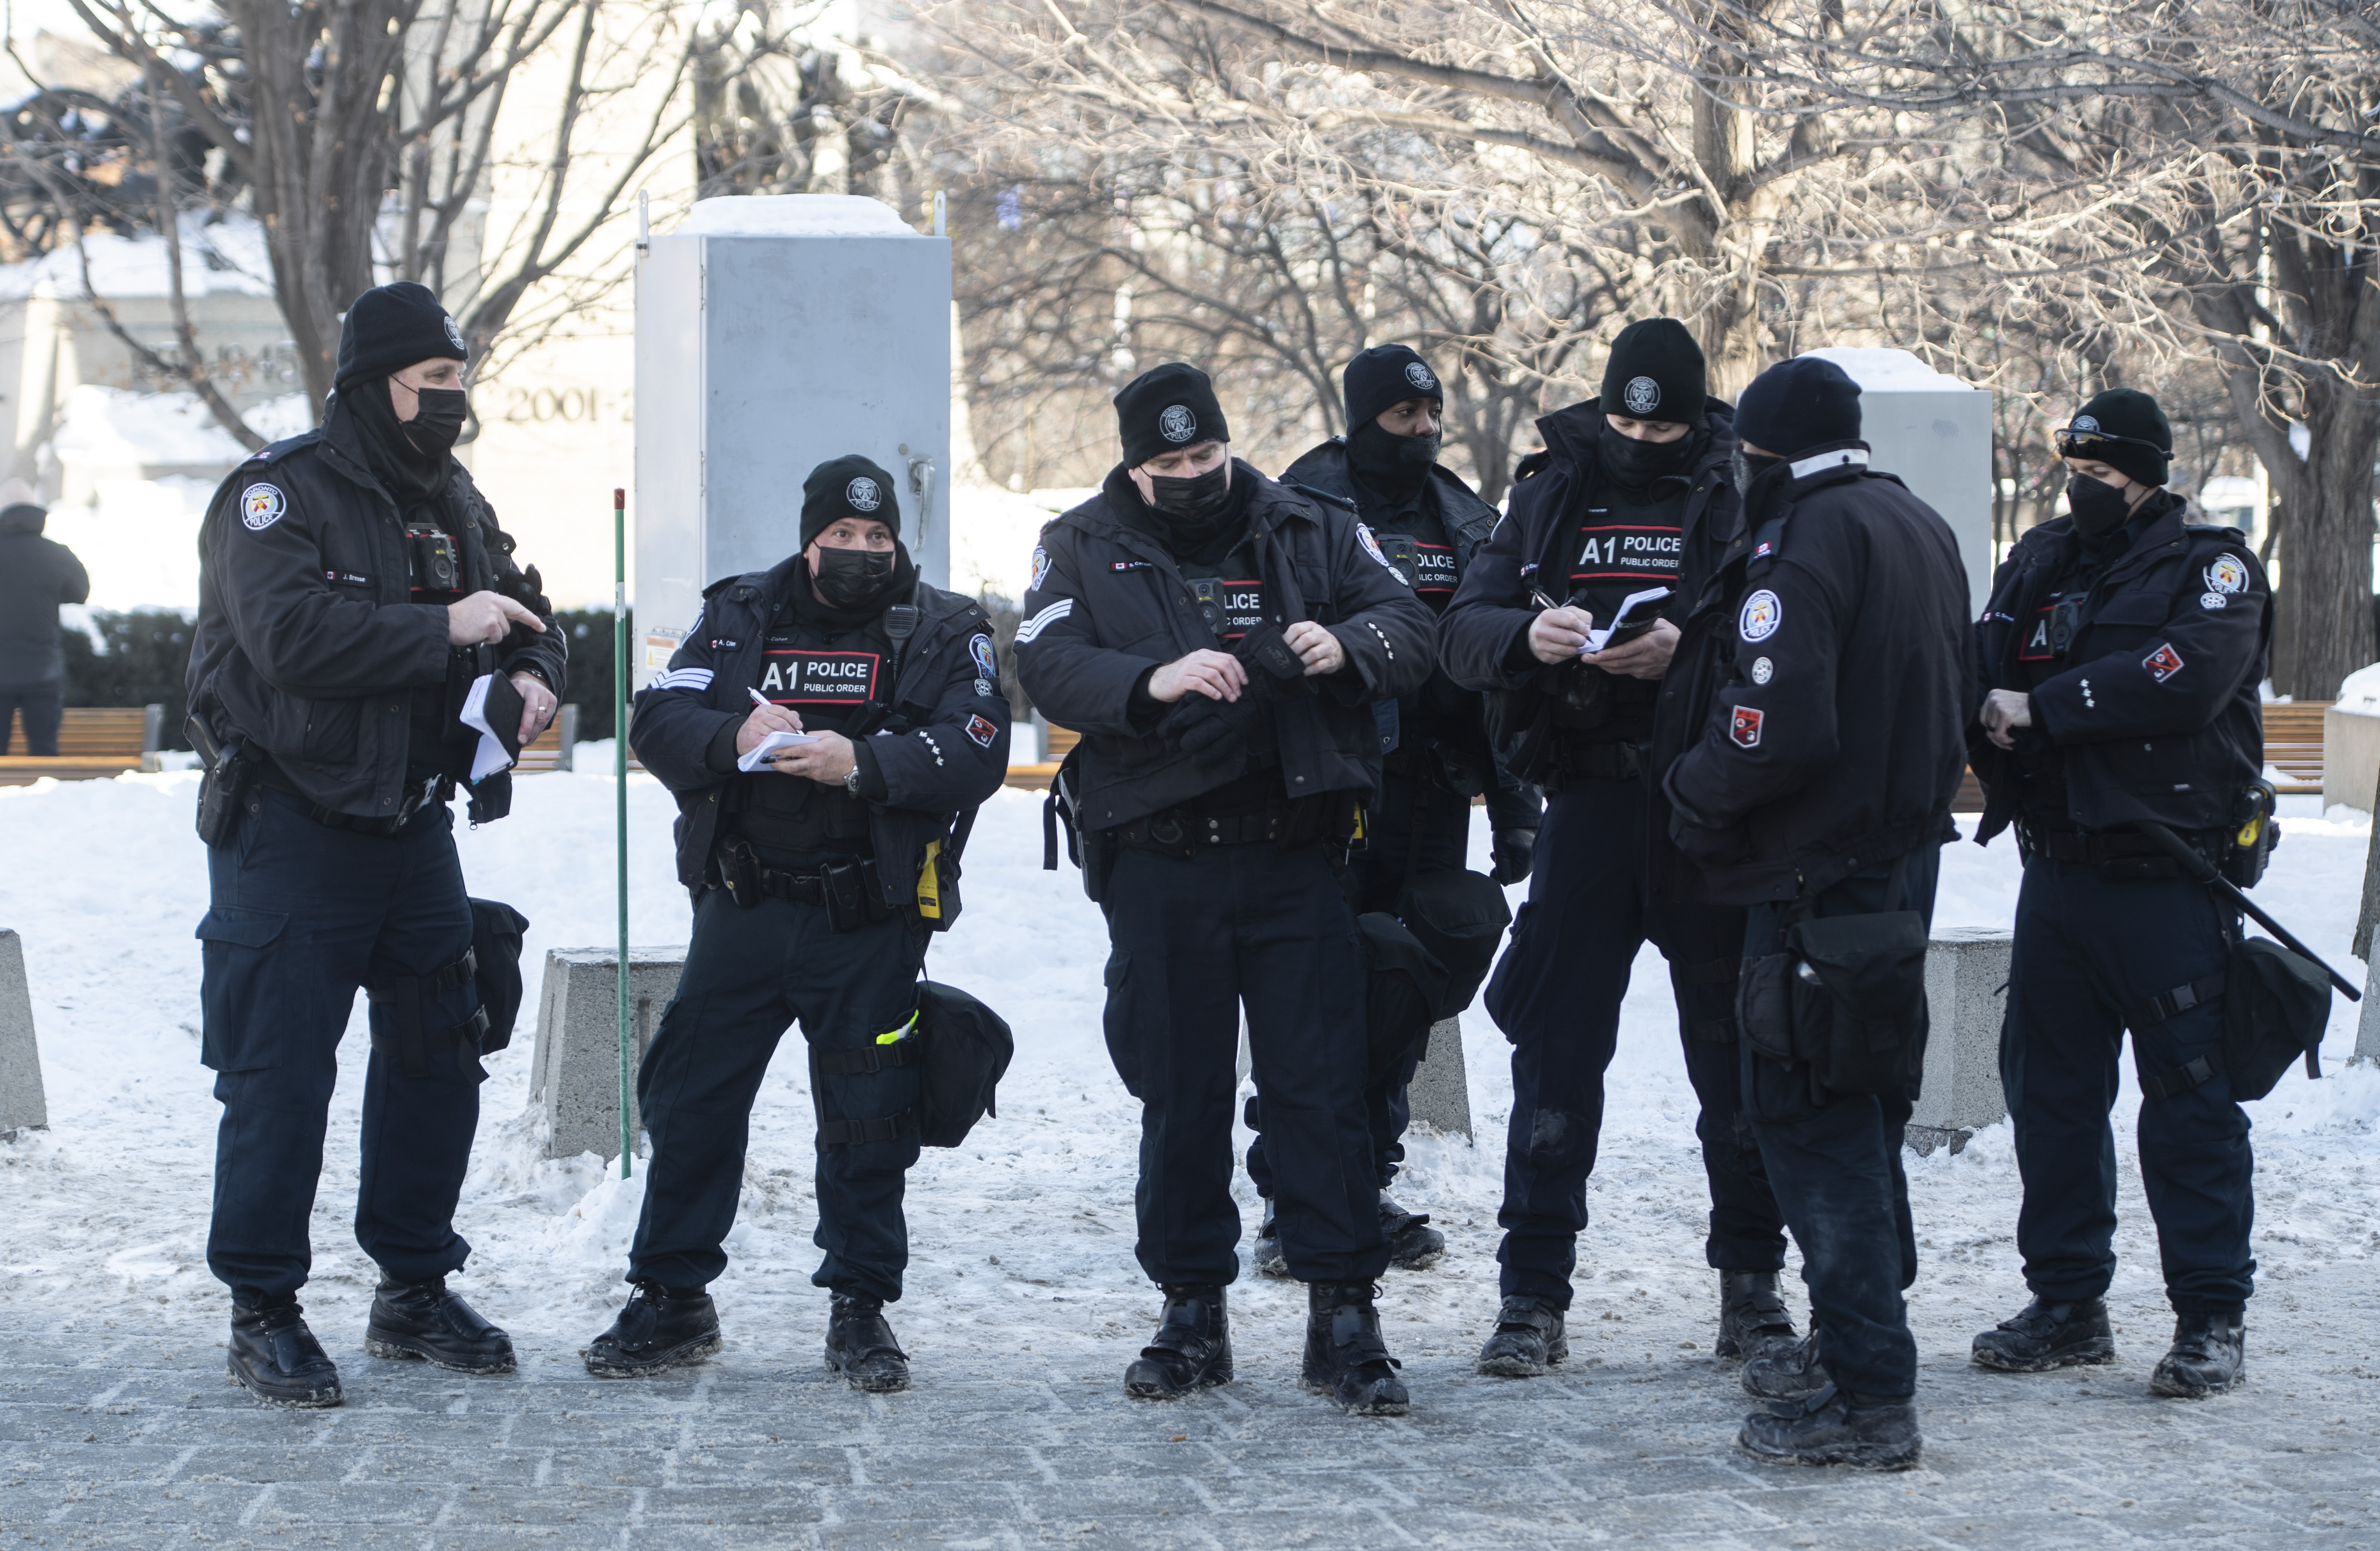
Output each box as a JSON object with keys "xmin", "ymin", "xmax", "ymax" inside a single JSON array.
[
  {"xmin": 1729, "ymin": 705, "xmax": 1765, "ymax": 748},
  {"xmin": 2144, "ymin": 643, "xmax": 2185, "ymax": 682}
]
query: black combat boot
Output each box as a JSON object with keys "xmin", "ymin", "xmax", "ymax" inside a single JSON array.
[
  {"xmin": 1742, "ymin": 1330, "xmax": 1831, "ymax": 1400},
  {"xmin": 1715, "ymin": 1270, "xmax": 1798, "ymax": 1363},
  {"xmin": 1476, "ymin": 1294, "xmax": 1567, "ymax": 1378},
  {"xmin": 2149, "ymin": 1310, "xmax": 2245, "ymax": 1398},
  {"xmin": 582, "ymin": 1283, "xmax": 721, "ymax": 1378},
  {"xmin": 1250, "ymin": 1200, "xmax": 1289, "ymax": 1279},
  {"xmin": 1738, "ymin": 1384, "xmax": 1922, "ymax": 1470},
  {"xmin": 227, "ymin": 1294, "xmax": 343, "ymax": 1409},
  {"xmin": 1379, "ymin": 1193, "xmax": 1445, "ymax": 1272},
  {"xmin": 825, "ymin": 1293, "xmax": 910, "ymax": 1394},
  {"xmin": 1303, "ymin": 1282, "xmax": 1408, "ymax": 1416},
  {"xmin": 1124, "ymin": 1285, "xmax": 1232, "ymax": 1398},
  {"xmin": 365, "ymin": 1276, "xmax": 516, "ymax": 1374},
  {"xmin": 1970, "ymin": 1296, "xmax": 2115, "ymax": 1373}
]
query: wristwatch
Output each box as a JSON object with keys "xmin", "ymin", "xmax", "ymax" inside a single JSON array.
[{"xmin": 844, "ymin": 763, "xmax": 863, "ymax": 797}]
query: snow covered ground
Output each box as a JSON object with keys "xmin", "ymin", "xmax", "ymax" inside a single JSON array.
[{"xmin": 1, "ymin": 769, "xmax": 2375, "ymax": 1395}]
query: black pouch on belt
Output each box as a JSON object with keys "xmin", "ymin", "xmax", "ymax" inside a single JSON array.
[
  {"xmin": 821, "ymin": 857, "xmax": 890, "ymax": 931},
  {"xmin": 188, "ymin": 715, "xmax": 254, "ymax": 848},
  {"xmin": 1784, "ymin": 860, "xmax": 1930, "ymax": 1100},
  {"xmin": 719, "ymin": 836, "xmax": 763, "ymax": 908}
]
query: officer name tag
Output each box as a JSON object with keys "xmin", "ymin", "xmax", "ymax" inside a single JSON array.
[
  {"xmin": 758, "ymin": 650, "xmax": 881, "ymax": 705},
  {"xmin": 1570, "ymin": 519, "xmax": 1683, "ymax": 586}
]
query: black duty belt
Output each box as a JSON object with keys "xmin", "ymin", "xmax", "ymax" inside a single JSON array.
[
  {"xmin": 2022, "ymin": 822, "xmax": 2225, "ymax": 878},
  {"xmin": 1114, "ymin": 806, "xmax": 1285, "ymax": 856},
  {"xmin": 255, "ymin": 756, "xmax": 448, "ymax": 836},
  {"xmin": 1544, "ymin": 739, "xmax": 1647, "ymax": 790}
]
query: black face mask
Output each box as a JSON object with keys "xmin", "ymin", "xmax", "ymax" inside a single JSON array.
[
  {"xmin": 1732, "ymin": 449, "xmax": 1786, "ymax": 496},
  {"xmin": 1604, "ymin": 427, "xmax": 1694, "ymax": 487},
  {"xmin": 1347, "ymin": 419, "xmax": 1440, "ymax": 501},
  {"xmin": 1147, "ymin": 460, "xmax": 1236, "ymax": 526},
  {"xmin": 402, "ymin": 387, "xmax": 469, "ymax": 462},
  {"xmin": 2065, "ymin": 474, "xmax": 2135, "ymax": 541},
  {"xmin": 811, "ymin": 545, "xmax": 898, "ymax": 611}
]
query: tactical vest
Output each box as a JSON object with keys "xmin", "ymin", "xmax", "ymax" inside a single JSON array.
[{"xmin": 728, "ymin": 602, "xmax": 897, "ymax": 856}]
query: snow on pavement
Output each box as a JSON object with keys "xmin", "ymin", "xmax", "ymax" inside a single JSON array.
[{"xmin": 1, "ymin": 770, "xmax": 2375, "ymax": 1384}]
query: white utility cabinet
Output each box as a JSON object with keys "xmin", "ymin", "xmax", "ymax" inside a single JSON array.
[
  {"xmin": 1801, "ymin": 347, "xmax": 1995, "ymax": 613},
  {"xmin": 633, "ymin": 194, "xmax": 951, "ymax": 687}
]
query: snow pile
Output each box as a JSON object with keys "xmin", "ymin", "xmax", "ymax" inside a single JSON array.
[
  {"xmin": 0, "ymin": 772, "xmax": 2371, "ymax": 1377},
  {"xmin": 2335, "ymin": 662, "xmax": 2380, "ymax": 717},
  {"xmin": 675, "ymin": 194, "xmax": 920, "ymax": 238},
  {"xmin": 0, "ymin": 212, "xmax": 277, "ymax": 301},
  {"xmin": 948, "ymin": 485, "xmax": 1093, "ymax": 602},
  {"xmin": 53, "ymin": 384, "xmax": 310, "ymax": 470}
]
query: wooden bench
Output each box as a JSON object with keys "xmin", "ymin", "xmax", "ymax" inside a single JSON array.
[
  {"xmin": 0, "ymin": 705, "xmax": 163, "ymax": 786},
  {"xmin": 2261, "ymin": 700, "xmax": 2326, "ymax": 795},
  {"xmin": 514, "ymin": 704, "xmax": 579, "ymax": 773},
  {"xmin": 1003, "ymin": 721, "xmax": 1077, "ymax": 792}
]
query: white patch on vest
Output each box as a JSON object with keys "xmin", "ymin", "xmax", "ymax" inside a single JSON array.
[{"xmin": 240, "ymin": 483, "xmax": 287, "ymax": 531}]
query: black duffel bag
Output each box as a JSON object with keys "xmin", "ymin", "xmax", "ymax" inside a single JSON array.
[
  {"xmin": 916, "ymin": 980, "xmax": 1014, "ymax": 1147},
  {"xmin": 1358, "ymin": 912, "xmax": 1449, "ymax": 1083},
  {"xmin": 1397, "ymin": 869, "xmax": 1512, "ymax": 1021},
  {"xmin": 468, "ymin": 898, "xmax": 531, "ymax": 1053},
  {"xmin": 2223, "ymin": 936, "xmax": 2331, "ymax": 1101}
]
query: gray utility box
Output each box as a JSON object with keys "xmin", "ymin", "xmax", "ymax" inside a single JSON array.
[
  {"xmin": 1801, "ymin": 348, "xmax": 1995, "ymax": 613},
  {"xmin": 634, "ymin": 195, "xmax": 952, "ymax": 688}
]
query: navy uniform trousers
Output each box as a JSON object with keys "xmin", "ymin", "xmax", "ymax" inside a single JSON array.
[
  {"xmin": 1738, "ymin": 845, "xmax": 1940, "ymax": 1400},
  {"xmin": 627, "ymin": 881, "xmax": 927, "ymax": 1302},
  {"xmin": 199, "ymin": 785, "xmax": 484, "ymax": 1301},
  {"xmin": 1242, "ymin": 766, "xmax": 1472, "ymax": 1198},
  {"xmin": 1484, "ymin": 774, "xmax": 1782, "ymax": 1307},
  {"xmin": 2003, "ymin": 855, "xmax": 2254, "ymax": 1314},
  {"xmin": 1103, "ymin": 840, "xmax": 1390, "ymax": 1286}
]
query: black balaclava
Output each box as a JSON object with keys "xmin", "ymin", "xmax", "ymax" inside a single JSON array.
[
  {"xmin": 1347, "ymin": 418, "xmax": 1440, "ymax": 503},
  {"xmin": 334, "ymin": 281, "xmax": 471, "ymax": 508},
  {"xmin": 1343, "ymin": 343, "xmax": 1445, "ymax": 503},
  {"xmin": 1604, "ymin": 426, "xmax": 1697, "ymax": 490},
  {"xmin": 345, "ymin": 372, "xmax": 456, "ymax": 508}
]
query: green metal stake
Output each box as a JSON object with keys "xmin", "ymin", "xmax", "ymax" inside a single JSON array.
[{"xmin": 614, "ymin": 486, "xmax": 632, "ymax": 1179}]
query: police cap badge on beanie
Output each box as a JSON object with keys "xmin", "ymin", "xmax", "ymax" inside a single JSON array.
[
  {"xmin": 1343, "ymin": 343, "xmax": 1442, "ymax": 433},
  {"xmin": 1114, "ymin": 362, "xmax": 1230, "ymax": 468},
  {"xmin": 2055, "ymin": 387, "xmax": 2171, "ymax": 488},
  {"xmin": 801, "ymin": 454, "xmax": 903, "ymax": 548},
  {"xmin": 335, "ymin": 281, "xmax": 467, "ymax": 391},
  {"xmin": 1598, "ymin": 318, "xmax": 1708, "ymax": 423},
  {"xmin": 1734, "ymin": 357, "xmax": 1863, "ymax": 458}
]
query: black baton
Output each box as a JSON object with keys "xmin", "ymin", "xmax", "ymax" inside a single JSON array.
[{"xmin": 2135, "ymin": 821, "xmax": 2361, "ymax": 1001}]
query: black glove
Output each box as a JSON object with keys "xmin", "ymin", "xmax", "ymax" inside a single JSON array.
[
  {"xmin": 1158, "ymin": 685, "xmax": 1269, "ymax": 760},
  {"xmin": 1488, "ymin": 828, "xmax": 1536, "ymax": 885}
]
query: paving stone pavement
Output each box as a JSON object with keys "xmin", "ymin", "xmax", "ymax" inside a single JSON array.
[{"xmin": 4, "ymin": 1259, "xmax": 2378, "ymax": 1551}]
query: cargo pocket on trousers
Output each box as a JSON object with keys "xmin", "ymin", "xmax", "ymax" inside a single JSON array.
[
  {"xmin": 1736, "ymin": 952, "xmax": 1796, "ymax": 1064},
  {"xmin": 1100, "ymin": 948, "xmax": 1142, "ymax": 1099},
  {"xmin": 195, "ymin": 906, "xmax": 292, "ymax": 1073}
]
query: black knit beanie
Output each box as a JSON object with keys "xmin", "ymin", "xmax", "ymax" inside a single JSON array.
[
  {"xmin": 1343, "ymin": 344, "xmax": 1443, "ymax": 431},
  {"xmin": 335, "ymin": 281, "xmax": 466, "ymax": 391},
  {"xmin": 1114, "ymin": 363, "xmax": 1229, "ymax": 467},
  {"xmin": 801, "ymin": 454, "xmax": 902, "ymax": 547},
  {"xmin": 2060, "ymin": 389, "xmax": 2171, "ymax": 487},
  {"xmin": 1598, "ymin": 318, "xmax": 1707, "ymax": 423},
  {"xmin": 1735, "ymin": 357, "xmax": 1862, "ymax": 457}
]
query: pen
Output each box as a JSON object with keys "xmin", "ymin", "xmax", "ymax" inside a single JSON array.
[{"xmin": 749, "ymin": 687, "xmax": 770, "ymax": 709}]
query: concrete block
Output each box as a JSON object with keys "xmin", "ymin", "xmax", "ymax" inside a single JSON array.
[
  {"xmin": 0, "ymin": 930, "xmax": 46, "ymax": 1135},
  {"xmin": 2326, "ymin": 706, "xmax": 2380, "ymax": 814},
  {"xmin": 1407, "ymin": 1016, "xmax": 1474, "ymax": 1141},
  {"xmin": 1908, "ymin": 929, "xmax": 2012, "ymax": 1155},
  {"xmin": 530, "ymin": 947, "xmax": 685, "ymax": 1161}
]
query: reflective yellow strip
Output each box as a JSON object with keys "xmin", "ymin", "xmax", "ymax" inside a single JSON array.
[{"xmin": 876, "ymin": 1009, "xmax": 921, "ymax": 1046}]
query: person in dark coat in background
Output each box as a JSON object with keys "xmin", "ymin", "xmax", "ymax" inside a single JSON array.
[
  {"xmin": 1965, "ymin": 388, "xmax": 2271, "ymax": 1401},
  {"xmin": 1435, "ymin": 319, "xmax": 1789, "ymax": 1382},
  {"xmin": 0, "ymin": 499, "xmax": 90, "ymax": 755},
  {"xmin": 1015, "ymin": 362, "xmax": 1436, "ymax": 1415},
  {"xmin": 1240, "ymin": 342, "xmax": 1543, "ymax": 1280},
  {"xmin": 1660, "ymin": 355, "xmax": 1970, "ymax": 1469}
]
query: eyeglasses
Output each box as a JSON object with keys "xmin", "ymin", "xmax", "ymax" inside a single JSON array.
[{"xmin": 2054, "ymin": 426, "xmax": 2164, "ymax": 460}]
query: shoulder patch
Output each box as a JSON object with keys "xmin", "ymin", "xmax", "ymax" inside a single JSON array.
[
  {"xmin": 1355, "ymin": 523, "xmax": 1408, "ymax": 583},
  {"xmin": 2144, "ymin": 643, "xmax": 2185, "ymax": 682},
  {"xmin": 1738, "ymin": 588, "xmax": 1782, "ymax": 642},
  {"xmin": 240, "ymin": 483, "xmax": 287, "ymax": 531},
  {"xmin": 2204, "ymin": 553, "xmax": 2248, "ymax": 595},
  {"xmin": 1729, "ymin": 705, "xmax": 1765, "ymax": 748},
  {"xmin": 1028, "ymin": 546, "xmax": 1052, "ymax": 595},
  {"xmin": 964, "ymin": 714, "xmax": 998, "ymax": 748},
  {"xmin": 969, "ymin": 632, "xmax": 999, "ymax": 683}
]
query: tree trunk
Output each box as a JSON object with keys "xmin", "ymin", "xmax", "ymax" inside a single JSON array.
[{"xmin": 2267, "ymin": 383, "xmax": 2380, "ymax": 699}]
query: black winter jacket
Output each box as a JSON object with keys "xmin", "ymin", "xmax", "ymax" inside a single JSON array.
[
  {"xmin": 0, "ymin": 508, "xmax": 88, "ymax": 685},
  {"xmin": 1278, "ymin": 438, "xmax": 1540, "ymax": 835},
  {"xmin": 631, "ymin": 553, "xmax": 1009, "ymax": 901},
  {"xmin": 1439, "ymin": 400, "xmax": 1741, "ymax": 707},
  {"xmin": 1968, "ymin": 496, "xmax": 2267, "ymax": 839},
  {"xmin": 1014, "ymin": 460, "xmax": 1435, "ymax": 832},
  {"xmin": 1660, "ymin": 443, "xmax": 1971, "ymax": 905},
  {"xmin": 186, "ymin": 399, "xmax": 566, "ymax": 821}
]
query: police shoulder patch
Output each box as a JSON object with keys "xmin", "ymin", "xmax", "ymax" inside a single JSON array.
[
  {"xmin": 240, "ymin": 482, "xmax": 287, "ymax": 531},
  {"xmin": 2204, "ymin": 553, "xmax": 2248, "ymax": 595},
  {"xmin": 1028, "ymin": 546, "xmax": 1052, "ymax": 595},
  {"xmin": 964, "ymin": 714, "xmax": 997, "ymax": 748},
  {"xmin": 1355, "ymin": 523, "xmax": 1407, "ymax": 582},
  {"xmin": 2144, "ymin": 643, "xmax": 2185, "ymax": 682},
  {"xmin": 1729, "ymin": 705, "xmax": 1765, "ymax": 748},
  {"xmin": 1750, "ymin": 656, "xmax": 1774, "ymax": 686},
  {"xmin": 1738, "ymin": 588, "xmax": 1782, "ymax": 642},
  {"xmin": 969, "ymin": 632, "xmax": 999, "ymax": 683},
  {"xmin": 2200, "ymin": 592, "xmax": 2227, "ymax": 611}
]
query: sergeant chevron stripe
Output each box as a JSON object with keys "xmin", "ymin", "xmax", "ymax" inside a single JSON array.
[
  {"xmin": 650, "ymin": 667, "xmax": 714, "ymax": 693},
  {"xmin": 1014, "ymin": 598, "xmax": 1074, "ymax": 644}
]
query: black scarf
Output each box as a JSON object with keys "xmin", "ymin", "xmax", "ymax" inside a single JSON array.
[{"xmin": 339, "ymin": 378, "xmax": 454, "ymax": 514}]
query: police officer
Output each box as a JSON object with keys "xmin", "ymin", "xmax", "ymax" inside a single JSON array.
[
  {"xmin": 1966, "ymin": 389, "xmax": 2269, "ymax": 1399},
  {"xmin": 1016, "ymin": 362, "xmax": 1434, "ymax": 1414},
  {"xmin": 1659, "ymin": 356, "xmax": 1969, "ymax": 1468},
  {"xmin": 1438, "ymin": 318, "xmax": 1792, "ymax": 1377},
  {"xmin": 1239, "ymin": 344, "xmax": 1542, "ymax": 1278},
  {"xmin": 185, "ymin": 281, "xmax": 566, "ymax": 1407},
  {"xmin": 583, "ymin": 456, "xmax": 1007, "ymax": 1392}
]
